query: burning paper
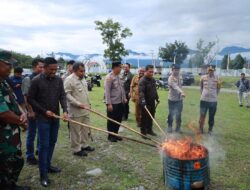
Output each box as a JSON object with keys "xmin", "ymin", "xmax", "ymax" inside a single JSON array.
[{"xmin": 161, "ymin": 137, "xmax": 208, "ymax": 160}]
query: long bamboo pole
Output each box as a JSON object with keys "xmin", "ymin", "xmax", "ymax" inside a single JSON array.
[
  {"xmin": 84, "ymin": 107, "xmax": 162, "ymax": 146},
  {"xmin": 54, "ymin": 115, "xmax": 158, "ymax": 148},
  {"xmin": 144, "ymin": 105, "xmax": 167, "ymax": 137}
]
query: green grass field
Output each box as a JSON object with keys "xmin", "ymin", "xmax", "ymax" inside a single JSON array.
[{"xmin": 18, "ymin": 84, "xmax": 250, "ymax": 190}]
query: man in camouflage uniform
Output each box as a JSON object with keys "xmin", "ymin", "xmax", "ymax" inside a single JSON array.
[
  {"xmin": 129, "ymin": 67, "xmax": 145, "ymax": 127},
  {"xmin": 0, "ymin": 51, "xmax": 29, "ymax": 190}
]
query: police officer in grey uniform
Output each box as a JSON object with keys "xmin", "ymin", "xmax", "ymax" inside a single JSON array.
[
  {"xmin": 104, "ymin": 61, "xmax": 126, "ymax": 142},
  {"xmin": 167, "ymin": 64, "xmax": 185, "ymax": 133},
  {"xmin": 199, "ymin": 65, "xmax": 221, "ymax": 134}
]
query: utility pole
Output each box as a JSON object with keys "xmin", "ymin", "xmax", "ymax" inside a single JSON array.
[
  {"xmin": 174, "ymin": 54, "xmax": 176, "ymax": 65},
  {"xmin": 227, "ymin": 54, "xmax": 230, "ymax": 70},
  {"xmin": 215, "ymin": 36, "xmax": 220, "ymax": 69},
  {"xmin": 173, "ymin": 51, "xmax": 177, "ymax": 65},
  {"xmin": 150, "ymin": 50, "xmax": 155, "ymax": 71}
]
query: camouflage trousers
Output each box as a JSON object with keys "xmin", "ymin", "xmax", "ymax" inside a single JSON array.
[{"xmin": 0, "ymin": 153, "xmax": 24, "ymax": 189}]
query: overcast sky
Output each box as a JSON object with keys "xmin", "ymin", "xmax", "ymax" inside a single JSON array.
[{"xmin": 0, "ymin": 0, "xmax": 249, "ymax": 55}]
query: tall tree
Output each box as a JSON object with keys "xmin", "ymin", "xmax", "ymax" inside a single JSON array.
[
  {"xmin": 12, "ymin": 51, "xmax": 33, "ymax": 68},
  {"xmin": 57, "ymin": 57, "xmax": 67, "ymax": 70},
  {"xmin": 95, "ymin": 19, "xmax": 132, "ymax": 61},
  {"xmin": 232, "ymin": 54, "xmax": 245, "ymax": 69},
  {"xmin": 221, "ymin": 55, "xmax": 230, "ymax": 69},
  {"xmin": 189, "ymin": 39, "xmax": 216, "ymax": 67},
  {"xmin": 159, "ymin": 40, "xmax": 189, "ymax": 64}
]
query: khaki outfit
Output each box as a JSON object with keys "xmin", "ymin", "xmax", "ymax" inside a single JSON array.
[
  {"xmin": 64, "ymin": 73, "xmax": 91, "ymax": 152},
  {"xmin": 62, "ymin": 71, "xmax": 72, "ymax": 82},
  {"xmin": 130, "ymin": 75, "xmax": 142, "ymax": 126}
]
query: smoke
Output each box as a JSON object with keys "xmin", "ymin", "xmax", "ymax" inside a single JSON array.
[
  {"xmin": 159, "ymin": 121, "xmax": 226, "ymax": 166},
  {"xmin": 200, "ymin": 135, "xmax": 226, "ymax": 166}
]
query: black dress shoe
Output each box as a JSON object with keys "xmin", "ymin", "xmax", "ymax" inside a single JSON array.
[
  {"xmin": 108, "ymin": 136, "xmax": 117, "ymax": 142},
  {"xmin": 81, "ymin": 146, "xmax": 95, "ymax": 152},
  {"xmin": 141, "ymin": 135, "xmax": 149, "ymax": 140},
  {"xmin": 27, "ymin": 157, "xmax": 38, "ymax": 165},
  {"xmin": 74, "ymin": 150, "xmax": 88, "ymax": 157},
  {"xmin": 11, "ymin": 184, "xmax": 31, "ymax": 190},
  {"xmin": 48, "ymin": 166, "xmax": 61, "ymax": 173},
  {"xmin": 40, "ymin": 175, "xmax": 49, "ymax": 187},
  {"xmin": 115, "ymin": 136, "xmax": 123, "ymax": 141}
]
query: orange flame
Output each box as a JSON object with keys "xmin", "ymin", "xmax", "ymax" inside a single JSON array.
[{"xmin": 161, "ymin": 137, "xmax": 207, "ymax": 160}]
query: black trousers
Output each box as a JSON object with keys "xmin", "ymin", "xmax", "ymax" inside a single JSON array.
[
  {"xmin": 107, "ymin": 103, "xmax": 124, "ymax": 137},
  {"xmin": 199, "ymin": 100, "xmax": 217, "ymax": 131},
  {"xmin": 123, "ymin": 93, "xmax": 130, "ymax": 119},
  {"xmin": 140, "ymin": 104, "xmax": 155, "ymax": 135},
  {"xmin": 167, "ymin": 100, "xmax": 183, "ymax": 130}
]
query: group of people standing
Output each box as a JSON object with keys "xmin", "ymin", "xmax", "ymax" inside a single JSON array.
[
  {"xmin": 110, "ymin": 62, "xmax": 221, "ymax": 139},
  {"xmin": 0, "ymin": 51, "xmax": 95, "ymax": 189},
  {"xmin": 0, "ymin": 49, "xmax": 239, "ymax": 190}
]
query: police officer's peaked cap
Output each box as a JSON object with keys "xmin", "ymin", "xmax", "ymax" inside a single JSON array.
[
  {"xmin": 0, "ymin": 50, "xmax": 17, "ymax": 65},
  {"xmin": 171, "ymin": 64, "xmax": 181, "ymax": 69},
  {"xmin": 207, "ymin": 65, "xmax": 216, "ymax": 71}
]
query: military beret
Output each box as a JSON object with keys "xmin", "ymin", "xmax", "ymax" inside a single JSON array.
[{"xmin": 0, "ymin": 50, "xmax": 17, "ymax": 65}]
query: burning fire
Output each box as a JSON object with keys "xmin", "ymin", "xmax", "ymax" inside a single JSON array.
[{"xmin": 161, "ymin": 137, "xmax": 207, "ymax": 160}]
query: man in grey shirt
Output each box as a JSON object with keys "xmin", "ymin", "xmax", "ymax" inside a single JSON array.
[
  {"xmin": 62, "ymin": 60, "xmax": 74, "ymax": 81},
  {"xmin": 167, "ymin": 64, "xmax": 185, "ymax": 133},
  {"xmin": 104, "ymin": 61, "xmax": 126, "ymax": 142},
  {"xmin": 235, "ymin": 73, "xmax": 250, "ymax": 108},
  {"xmin": 22, "ymin": 58, "xmax": 44, "ymax": 165},
  {"xmin": 199, "ymin": 65, "xmax": 221, "ymax": 135}
]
